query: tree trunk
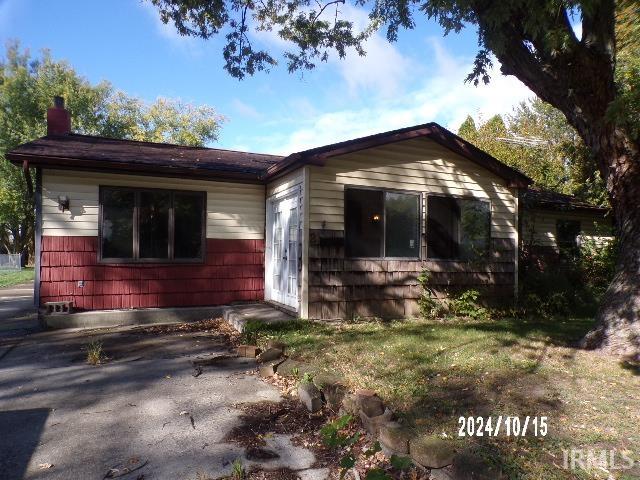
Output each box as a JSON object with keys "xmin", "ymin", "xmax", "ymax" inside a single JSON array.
[{"xmin": 581, "ymin": 131, "xmax": 640, "ymax": 360}]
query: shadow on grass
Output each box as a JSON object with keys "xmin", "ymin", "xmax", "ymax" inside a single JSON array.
[
  {"xmin": 620, "ymin": 359, "xmax": 640, "ymax": 375},
  {"xmin": 459, "ymin": 317, "xmax": 595, "ymax": 348}
]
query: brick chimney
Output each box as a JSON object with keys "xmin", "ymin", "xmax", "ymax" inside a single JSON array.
[{"xmin": 47, "ymin": 96, "xmax": 71, "ymax": 135}]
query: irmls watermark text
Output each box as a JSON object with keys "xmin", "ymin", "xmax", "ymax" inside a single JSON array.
[{"xmin": 562, "ymin": 448, "xmax": 635, "ymax": 471}]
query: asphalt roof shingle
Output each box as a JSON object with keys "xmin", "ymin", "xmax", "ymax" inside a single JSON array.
[{"xmin": 7, "ymin": 133, "xmax": 284, "ymax": 179}]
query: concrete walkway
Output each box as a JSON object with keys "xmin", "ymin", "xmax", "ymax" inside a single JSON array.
[{"xmin": 0, "ymin": 324, "xmax": 324, "ymax": 480}]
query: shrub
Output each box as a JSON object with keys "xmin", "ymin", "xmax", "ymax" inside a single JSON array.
[
  {"xmin": 519, "ymin": 237, "xmax": 617, "ymax": 316},
  {"xmin": 86, "ymin": 340, "xmax": 105, "ymax": 365},
  {"xmin": 417, "ymin": 269, "xmax": 446, "ymax": 319},
  {"xmin": 449, "ymin": 289, "xmax": 489, "ymax": 320}
]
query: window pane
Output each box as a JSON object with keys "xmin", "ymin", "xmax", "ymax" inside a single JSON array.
[
  {"xmin": 427, "ymin": 196, "xmax": 459, "ymax": 259},
  {"xmin": 174, "ymin": 193, "xmax": 204, "ymax": 259},
  {"xmin": 459, "ymin": 199, "xmax": 491, "ymax": 260},
  {"xmin": 427, "ymin": 196, "xmax": 491, "ymax": 260},
  {"xmin": 385, "ymin": 192, "xmax": 420, "ymax": 257},
  {"xmin": 556, "ymin": 219, "xmax": 581, "ymax": 254},
  {"xmin": 345, "ymin": 189, "xmax": 384, "ymax": 257},
  {"xmin": 139, "ymin": 191, "xmax": 170, "ymax": 259},
  {"xmin": 101, "ymin": 189, "xmax": 134, "ymax": 258}
]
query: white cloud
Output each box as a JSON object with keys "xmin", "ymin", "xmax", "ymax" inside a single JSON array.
[
  {"xmin": 251, "ymin": 3, "xmax": 414, "ymax": 100},
  {"xmin": 139, "ymin": 2, "xmax": 203, "ymax": 54},
  {"xmin": 258, "ymin": 38, "xmax": 533, "ymax": 154},
  {"xmin": 231, "ymin": 98, "xmax": 264, "ymax": 119},
  {"xmin": 329, "ymin": 4, "xmax": 414, "ymax": 98}
]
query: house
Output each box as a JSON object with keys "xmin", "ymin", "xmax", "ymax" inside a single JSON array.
[
  {"xmin": 7, "ymin": 97, "xmax": 610, "ymax": 321},
  {"xmin": 520, "ymin": 189, "xmax": 613, "ymax": 256}
]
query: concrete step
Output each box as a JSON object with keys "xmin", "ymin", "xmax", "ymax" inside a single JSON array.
[{"xmin": 222, "ymin": 303, "xmax": 295, "ymax": 332}]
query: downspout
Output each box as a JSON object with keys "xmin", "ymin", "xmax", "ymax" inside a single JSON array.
[
  {"xmin": 22, "ymin": 160, "xmax": 34, "ymax": 198},
  {"xmin": 34, "ymin": 167, "xmax": 42, "ymax": 310}
]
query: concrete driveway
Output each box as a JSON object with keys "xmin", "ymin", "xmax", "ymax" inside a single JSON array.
[
  {"xmin": 0, "ymin": 283, "xmax": 38, "ymax": 338},
  {"xmin": 0, "ymin": 323, "xmax": 323, "ymax": 480}
]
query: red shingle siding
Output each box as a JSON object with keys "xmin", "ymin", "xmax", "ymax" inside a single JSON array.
[{"xmin": 39, "ymin": 236, "xmax": 265, "ymax": 310}]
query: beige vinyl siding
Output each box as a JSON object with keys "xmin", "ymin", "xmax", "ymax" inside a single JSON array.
[
  {"xmin": 266, "ymin": 168, "xmax": 304, "ymax": 197},
  {"xmin": 522, "ymin": 208, "xmax": 612, "ymax": 248},
  {"xmin": 308, "ymin": 137, "xmax": 518, "ymax": 239},
  {"xmin": 42, "ymin": 169, "xmax": 265, "ymax": 239}
]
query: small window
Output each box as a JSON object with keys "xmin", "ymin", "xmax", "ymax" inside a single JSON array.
[
  {"xmin": 556, "ymin": 219, "xmax": 581, "ymax": 255},
  {"xmin": 345, "ymin": 188, "xmax": 420, "ymax": 258},
  {"xmin": 100, "ymin": 187, "xmax": 205, "ymax": 262},
  {"xmin": 426, "ymin": 196, "xmax": 491, "ymax": 260}
]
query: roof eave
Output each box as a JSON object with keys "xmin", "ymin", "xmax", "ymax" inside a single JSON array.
[
  {"xmin": 7, "ymin": 152, "xmax": 264, "ymax": 184},
  {"xmin": 263, "ymin": 124, "xmax": 533, "ymax": 187}
]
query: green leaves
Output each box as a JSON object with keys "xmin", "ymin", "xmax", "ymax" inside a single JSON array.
[
  {"xmin": 457, "ymin": 98, "xmax": 609, "ymax": 207},
  {"xmin": 0, "ymin": 42, "xmax": 223, "ymax": 259},
  {"xmin": 320, "ymin": 414, "xmax": 354, "ymax": 447},
  {"xmin": 364, "ymin": 468, "xmax": 391, "ymax": 480}
]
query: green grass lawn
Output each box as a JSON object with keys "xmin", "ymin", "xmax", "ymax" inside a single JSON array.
[
  {"xmin": 0, "ymin": 267, "xmax": 34, "ymax": 287},
  {"xmin": 249, "ymin": 317, "xmax": 640, "ymax": 479}
]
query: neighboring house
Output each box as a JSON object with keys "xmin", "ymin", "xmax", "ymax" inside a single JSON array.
[
  {"xmin": 7, "ymin": 97, "xmax": 607, "ymax": 320},
  {"xmin": 520, "ymin": 189, "xmax": 613, "ymax": 257}
]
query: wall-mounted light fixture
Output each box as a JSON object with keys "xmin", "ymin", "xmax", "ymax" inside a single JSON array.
[
  {"xmin": 372, "ymin": 214, "xmax": 381, "ymax": 222},
  {"xmin": 57, "ymin": 195, "xmax": 70, "ymax": 212}
]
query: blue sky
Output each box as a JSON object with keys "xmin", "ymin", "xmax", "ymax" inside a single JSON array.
[{"xmin": 1, "ymin": 0, "xmax": 534, "ymax": 154}]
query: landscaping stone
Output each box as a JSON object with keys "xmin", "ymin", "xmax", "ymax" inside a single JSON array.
[
  {"xmin": 298, "ymin": 382, "xmax": 323, "ymax": 412},
  {"xmin": 237, "ymin": 345, "xmax": 261, "ymax": 358},
  {"xmin": 267, "ymin": 339, "xmax": 287, "ymax": 351},
  {"xmin": 355, "ymin": 389, "xmax": 385, "ymax": 417},
  {"xmin": 298, "ymin": 468, "xmax": 330, "ymax": 480},
  {"xmin": 359, "ymin": 407, "xmax": 393, "ymax": 437},
  {"xmin": 339, "ymin": 393, "xmax": 359, "ymax": 416},
  {"xmin": 429, "ymin": 466, "xmax": 456, "ymax": 480},
  {"xmin": 379, "ymin": 421, "xmax": 411, "ymax": 454},
  {"xmin": 256, "ymin": 347, "xmax": 284, "ymax": 363},
  {"xmin": 259, "ymin": 358, "xmax": 286, "ymax": 378},
  {"xmin": 409, "ymin": 435, "xmax": 457, "ymax": 469}
]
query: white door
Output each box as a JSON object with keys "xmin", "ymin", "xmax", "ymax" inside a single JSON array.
[{"xmin": 267, "ymin": 192, "xmax": 300, "ymax": 309}]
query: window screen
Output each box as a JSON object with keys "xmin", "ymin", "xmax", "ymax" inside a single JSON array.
[
  {"xmin": 345, "ymin": 188, "xmax": 420, "ymax": 258},
  {"xmin": 100, "ymin": 187, "xmax": 205, "ymax": 262},
  {"xmin": 101, "ymin": 190, "xmax": 135, "ymax": 259},
  {"xmin": 385, "ymin": 192, "xmax": 420, "ymax": 257},
  {"xmin": 139, "ymin": 190, "xmax": 170, "ymax": 259},
  {"xmin": 427, "ymin": 196, "xmax": 491, "ymax": 260},
  {"xmin": 345, "ymin": 189, "xmax": 384, "ymax": 257}
]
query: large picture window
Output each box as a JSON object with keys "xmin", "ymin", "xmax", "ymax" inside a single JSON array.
[
  {"xmin": 345, "ymin": 188, "xmax": 420, "ymax": 258},
  {"xmin": 426, "ymin": 196, "xmax": 491, "ymax": 260},
  {"xmin": 100, "ymin": 186, "xmax": 205, "ymax": 262}
]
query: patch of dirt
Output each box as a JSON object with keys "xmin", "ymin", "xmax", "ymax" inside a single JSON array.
[
  {"xmin": 218, "ymin": 467, "xmax": 299, "ymax": 480},
  {"xmin": 135, "ymin": 318, "xmax": 240, "ymax": 343}
]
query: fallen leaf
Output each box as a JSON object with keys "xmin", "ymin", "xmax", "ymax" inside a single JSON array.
[{"xmin": 39, "ymin": 463, "xmax": 54, "ymax": 469}]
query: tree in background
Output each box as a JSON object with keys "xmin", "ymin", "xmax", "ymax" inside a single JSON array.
[
  {"xmin": 0, "ymin": 43, "xmax": 224, "ymax": 263},
  {"xmin": 458, "ymin": 98, "xmax": 608, "ymax": 207},
  {"xmin": 148, "ymin": 0, "xmax": 640, "ymax": 357}
]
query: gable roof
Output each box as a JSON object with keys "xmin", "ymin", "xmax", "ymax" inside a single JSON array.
[
  {"xmin": 522, "ymin": 188, "xmax": 609, "ymax": 213},
  {"xmin": 266, "ymin": 122, "xmax": 532, "ymax": 187},
  {"xmin": 6, "ymin": 133, "xmax": 284, "ymax": 182},
  {"xmin": 7, "ymin": 122, "xmax": 531, "ymax": 187}
]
